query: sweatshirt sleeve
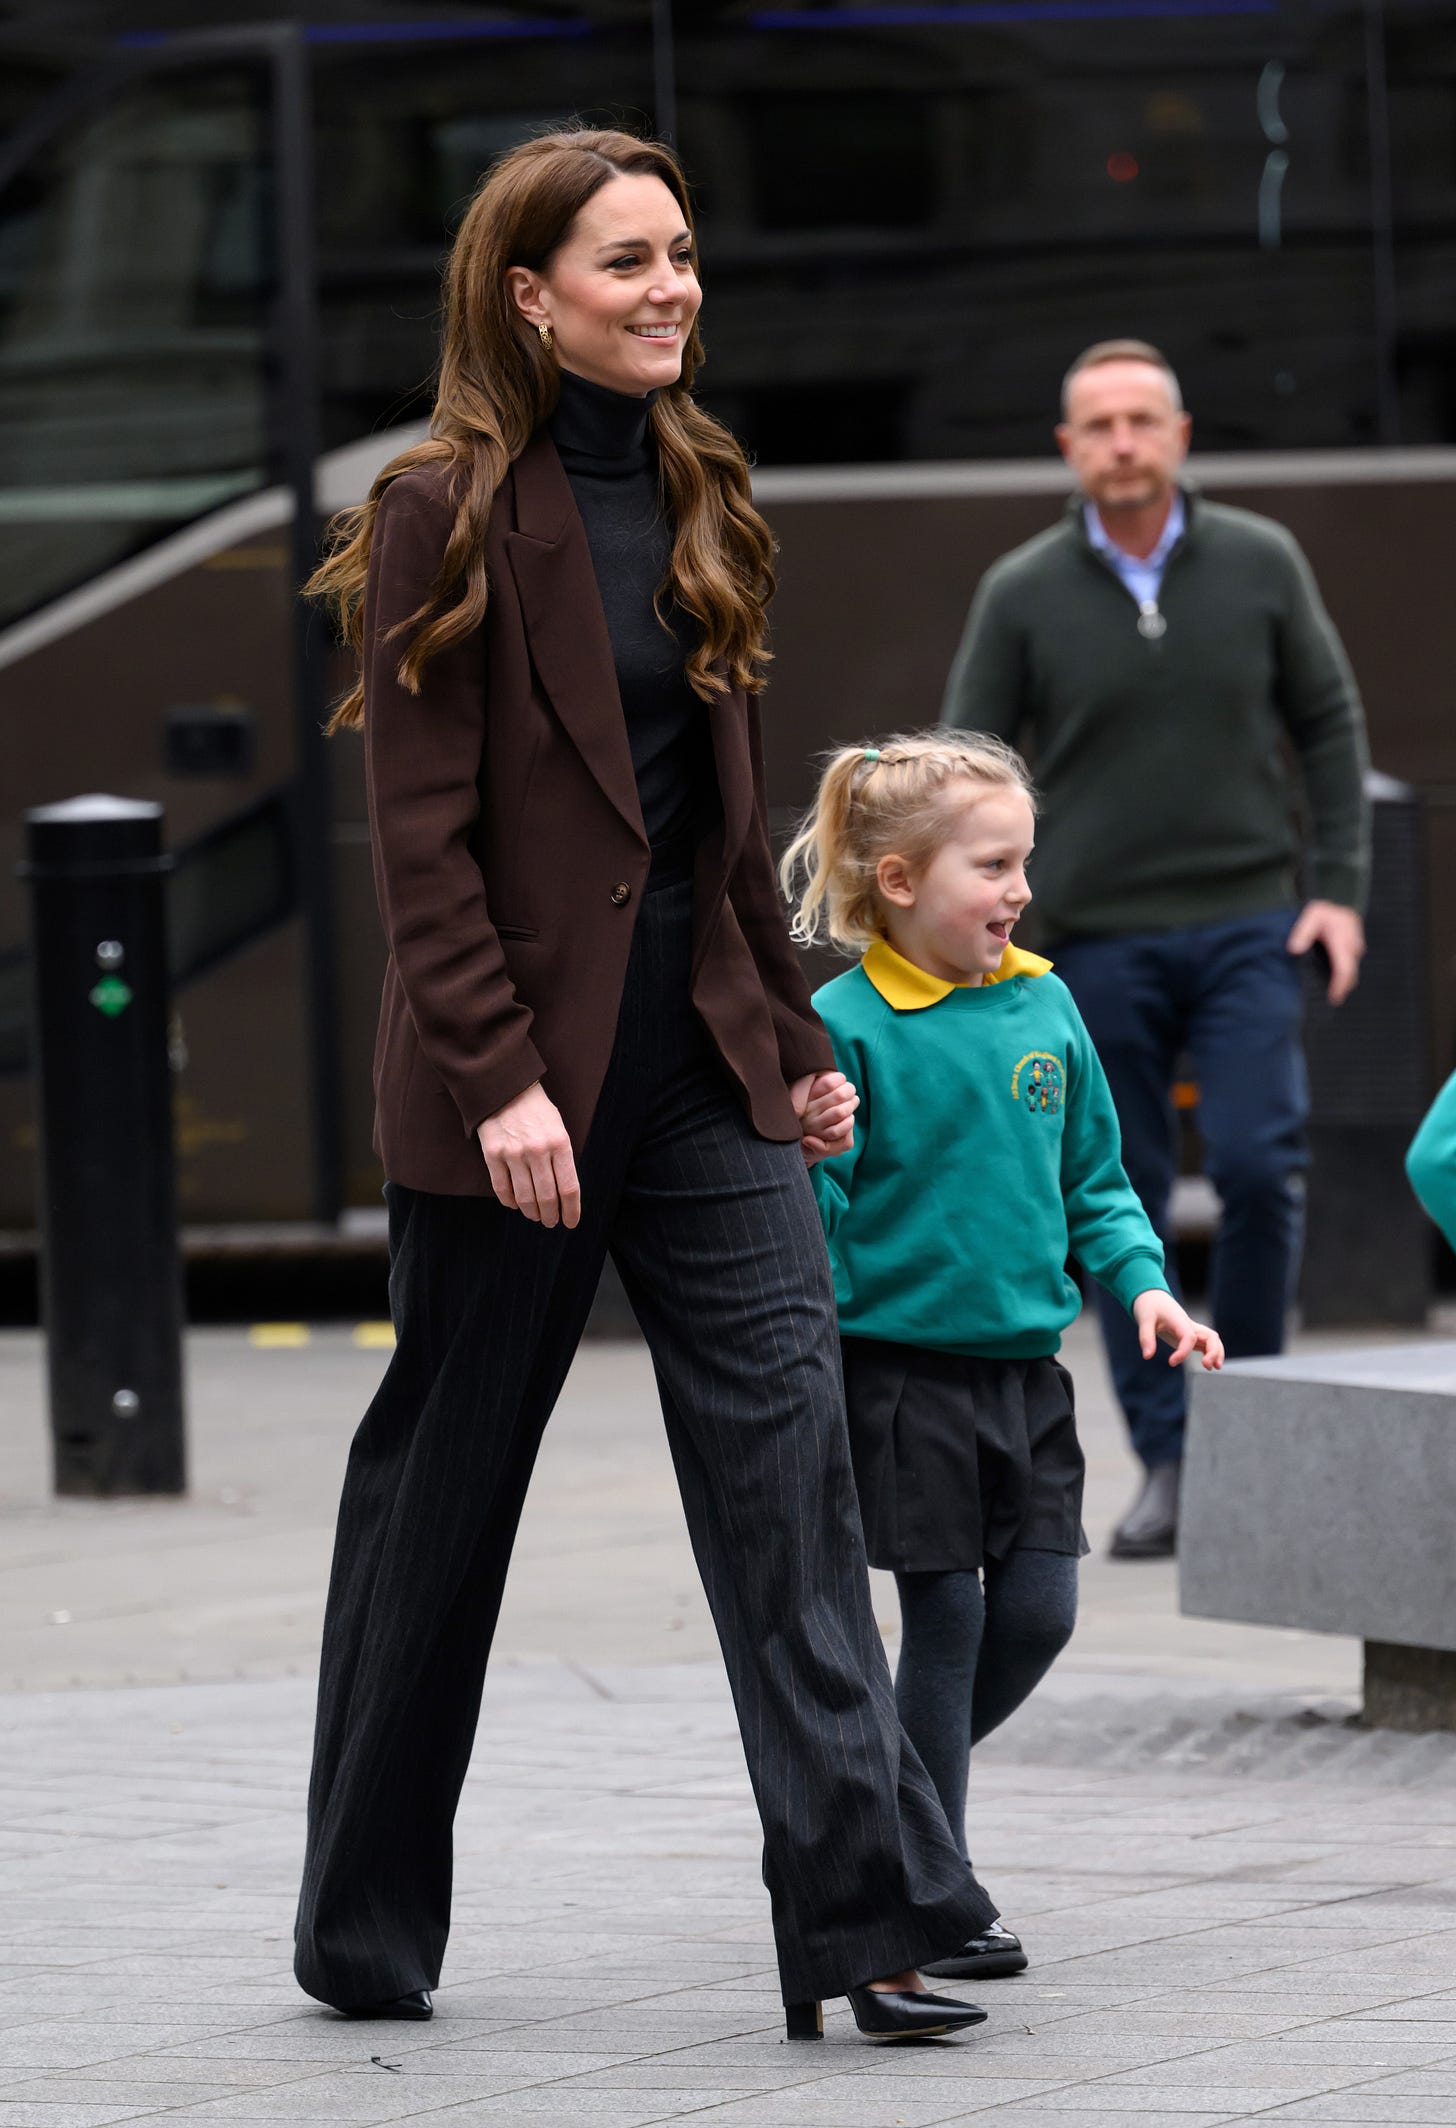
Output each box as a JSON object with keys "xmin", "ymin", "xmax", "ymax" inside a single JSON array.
[
  {"xmin": 1059, "ymin": 1003, "xmax": 1169, "ymax": 1313},
  {"xmin": 1273, "ymin": 533, "xmax": 1371, "ymax": 913},
  {"xmin": 940, "ymin": 567, "xmax": 1025, "ymax": 741},
  {"xmin": 1406, "ymin": 1071, "xmax": 1456, "ymax": 1253}
]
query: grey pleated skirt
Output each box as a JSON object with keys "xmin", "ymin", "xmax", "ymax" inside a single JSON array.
[{"xmin": 840, "ymin": 1336, "xmax": 1090, "ymax": 1574}]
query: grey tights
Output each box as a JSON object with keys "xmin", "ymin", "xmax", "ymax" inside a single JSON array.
[{"xmin": 893, "ymin": 1549, "xmax": 1078, "ymax": 1862}]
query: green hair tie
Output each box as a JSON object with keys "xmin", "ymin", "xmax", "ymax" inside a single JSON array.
[{"xmin": 862, "ymin": 747, "xmax": 881, "ymax": 763}]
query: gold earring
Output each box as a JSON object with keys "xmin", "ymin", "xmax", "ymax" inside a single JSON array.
[{"xmin": 537, "ymin": 322, "xmax": 553, "ymax": 352}]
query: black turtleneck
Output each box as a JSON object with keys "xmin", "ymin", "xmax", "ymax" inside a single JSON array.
[{"xmin": 547, "ymin": 366, "xmax": 714, "ymax": 854}]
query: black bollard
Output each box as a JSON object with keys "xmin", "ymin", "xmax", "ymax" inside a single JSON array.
[
  {"xmin": 22, "ymin": 797, "xmax": 186, "ymax": 1495},
  {"xmin": 1299, "ymin": 772, "xmax": 1432, "ymax": 1327}
]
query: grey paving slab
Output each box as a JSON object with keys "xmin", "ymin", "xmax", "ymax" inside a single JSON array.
[
  {"xmin": 931, "ymin": 2054, "xmax": 1216, "ymax": 2084},
  {"xmin": 953, "ymin": 2110, "xmax": 1243, "ymax": 2128},
  {"xmin": 574, "ymin": 2063, "xmax": 844, "ymax": 2093},
  {"xmin": 932, "ymin": 2092, "xmax": 1245, "ymax": 2115},
  {"xmin": 1188, "ymin": 2040, "xmax": 1456, "ymax": 2069},
  {"xmin": 1106, "ymin": 2059, "xmax": 1388, "ymax": 2093},
  {"xmin": 381, "ymin": 2092, "xmax": 709, "ymax": 2123},
  {"xmin": 813, "ymin": 2069, "xmax": 1084, "ymax": 2105},
  {"xmin": 1250, "ymin": 2101, "xmax": 1456, "ymax": 2124},
  {"xmin": 22, "ymin": 2061, "xmax": 331, "ymax": 2091},
  {"xmin": 0, "ymin": 2077, "xmax": 299, "ymax": 2107},
  {"xmin": 940, "ymin": 2115, "xmax": 1238, "ymax": 2128},
  {"xmin": 149, "ymin": 2028, "xmax": 461, "ymax": 2067},
  {"xmin": 968, "ymin": 2031, "xmax": 1230, "ymax": 2064},
  {"xmin": 1346, "ymin": 1994, "xmax": 1456, "ymax": 2022},
  {"xmin": 113, "ymin": 2079, "xmax": 434, "ymax": 2125},
  {"xmin": 1351, "ymin": 2071, "xmax": 1456, "ymax": 2094},
  {"xmin": 0, "ymin": 2107, "xmax": 161, "ymax": 2128},
  {"xmin": 5, "ymin": 1324, "xmax": 1456, "ymax": 2128},
  {"xmin": 629, "ymin": 2089, "xmax": 976, "ymax": 2126},
  {"xmin": 339, "ymin": 2045, "xmax": 637, "ymax": 2077}
]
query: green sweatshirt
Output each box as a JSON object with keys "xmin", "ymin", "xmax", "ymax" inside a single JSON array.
[
  {"xmin": 810, "ymin": 940, "xmax": 1169, "ymax": 1358},
  {"xmin": 1407, "ymin": 1071, "xmax": 1456, "ymax": 1252},
  {"xmin": 941, "ymin": 491, "xmax": 1370, "ymax": 942}
]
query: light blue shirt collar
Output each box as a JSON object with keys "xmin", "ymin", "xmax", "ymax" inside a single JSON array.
[{"xmin": 1083, "ymin": 492, "xmax": 1185, "ymax": 611}]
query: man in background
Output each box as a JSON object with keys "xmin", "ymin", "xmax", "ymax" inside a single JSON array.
[{"xmin": 943, "ymin": 339, "xmax": 1369, "ymax": 1557}]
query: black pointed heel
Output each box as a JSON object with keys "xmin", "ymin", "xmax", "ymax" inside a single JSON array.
[
  {"xmin": 785, "ymin": 1987, "xmax": 987, "ymax": 2042},
  {"xmin": 845, "ymin": 1984, "xmax": 987, "ymax": 2041},
  {"xmin": 338, "ymin": 1987, "xmax": 433, "ymax": 2021}
]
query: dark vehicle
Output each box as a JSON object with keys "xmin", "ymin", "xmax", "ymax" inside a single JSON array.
[{"xmin": 0, "ymin": 0, "xmax": 1452, "ymax": 1229}]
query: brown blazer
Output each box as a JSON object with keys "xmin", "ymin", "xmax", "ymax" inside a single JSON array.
[{"xmin": 363, "ymin": 429, "xmax": 835, "ymax": 1195}]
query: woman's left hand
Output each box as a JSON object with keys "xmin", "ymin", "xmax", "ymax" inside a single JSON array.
[
  {"xmin": 791, "ymin": 1070, "xmax": 859, "ymax": 1167},
  {"xmin": 1132, "ymin": 1290, "xmax": 1225, "ymax": 1370}
]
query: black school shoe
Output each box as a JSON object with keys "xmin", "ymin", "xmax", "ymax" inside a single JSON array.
[
  {"xmin": 336, "ymin": 1989, "xmax": 433, "ymax": 2020},
  {"xmin": 921, "ymin": 1921, "xmax": 1029, "ymax": 1981}
]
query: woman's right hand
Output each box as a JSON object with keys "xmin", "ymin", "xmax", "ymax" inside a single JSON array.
[{"xmin": 477, "ymin": 1083, "xmax": 581, "ymax": 1229}]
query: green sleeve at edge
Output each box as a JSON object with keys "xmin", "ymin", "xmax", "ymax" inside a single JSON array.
[{"xmin": 1407, "ymin": 1071, "xmax": 1456, "ymax": 1252}]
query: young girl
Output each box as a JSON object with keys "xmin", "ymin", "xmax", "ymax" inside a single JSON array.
[{"xmin": 783, "ymin": 731, "xmax": 1223, "ymax": 1982}]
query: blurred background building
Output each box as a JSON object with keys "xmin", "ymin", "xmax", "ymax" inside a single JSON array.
[{"xmin": 0, "ymin": 0, "xmax": 1450, "ymax": 1279}]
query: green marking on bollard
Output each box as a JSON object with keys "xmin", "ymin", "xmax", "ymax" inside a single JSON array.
[{"xmin": 89, "ymin": 976, "xmax": 133, "ymax": 1018}]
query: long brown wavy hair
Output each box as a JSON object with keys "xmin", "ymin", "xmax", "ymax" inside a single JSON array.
[{"xmin": 309, "ymin": 127, "xmax": 777, "ymax": 732}]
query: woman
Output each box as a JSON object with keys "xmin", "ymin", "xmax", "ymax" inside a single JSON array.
[{"xmin": 294, "ymin": 127, "xmax": 994, "ymax": 2044}]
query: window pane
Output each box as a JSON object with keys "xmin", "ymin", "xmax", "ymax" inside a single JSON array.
[
  {"xmin": 311, "ymin": 12, "xmax": 655, "ymax": 452},
  {"xmin": 0, "ymin": 66, "xmax": 271, "ymax": 628},
  {"xmin": 1386, "ymin": 2, "xmax": 1456, "ymax": 443},
  {"xmin": 677, "ymin": 3, "xmax": 1383, "ymax": 462}
]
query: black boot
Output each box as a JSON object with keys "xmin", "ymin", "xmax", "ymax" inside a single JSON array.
[{"xmin": 1109, "ymin": 1460, "xmax": 1180, "ymax": 1558}]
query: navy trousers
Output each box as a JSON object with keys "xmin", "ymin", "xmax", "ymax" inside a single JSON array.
[
  {"xmin": 294, "ymin": 876, "xmax": 992, "ymax": 2012},
  {"xmin": 1053, "ymin": 910, "xmax": 1309, "ymax": 1470}
]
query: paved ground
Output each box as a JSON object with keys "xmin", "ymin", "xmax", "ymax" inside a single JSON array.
[
  {"xmin": 0, "ymin": 1318, "xmax": 1373, "ymax": 1698},
  {"xmin": 3, "ymin": 1313, "xmax": 1455, "ymax": 2126}
]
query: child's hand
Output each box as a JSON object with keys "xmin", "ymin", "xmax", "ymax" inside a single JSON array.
[
  {"xmin": 1131, "ymin": 1290, "xmax": 1225, "ymax": 1370},
  {"xmin": 790, "ymin": 1070, "xmax": 859, "ymax": 1167}
]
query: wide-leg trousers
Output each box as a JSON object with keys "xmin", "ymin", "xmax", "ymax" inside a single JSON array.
[{"xmin": 294, "ymin": 876, "xmax": 994, "ymax": 2009}]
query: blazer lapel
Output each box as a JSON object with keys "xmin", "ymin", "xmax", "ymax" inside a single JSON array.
[{"xmin": 504, "ymin": 429, "xmax": 646, "ymax": 846}]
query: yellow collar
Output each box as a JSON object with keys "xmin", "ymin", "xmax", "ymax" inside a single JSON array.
[{"xmin": 862, "ymin": 937, "xmax": 1053, "ymax": 1011}]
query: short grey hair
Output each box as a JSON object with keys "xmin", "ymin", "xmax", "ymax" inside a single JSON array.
[{"xmin": 1061, "ymin": 339, "xmax": 1184, "ymax": 418}]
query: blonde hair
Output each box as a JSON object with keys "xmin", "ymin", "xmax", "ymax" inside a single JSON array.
[{"xmin": 779, "ymin": 730, "xmax": 1035, "ymax": 951}]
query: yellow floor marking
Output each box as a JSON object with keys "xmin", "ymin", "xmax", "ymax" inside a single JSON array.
[
  {"xmin": 353, "ymin": 1322, "xmax": 397, "ymax": 1349},
  {"xmin": 249, "ymin": 1323, "xmax": 310, "ymax": 1348}
]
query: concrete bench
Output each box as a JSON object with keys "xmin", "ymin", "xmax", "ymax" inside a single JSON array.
[{"xmin": 1180, "ymin": 1343, "xmax": 1456, "ymax": 1731}]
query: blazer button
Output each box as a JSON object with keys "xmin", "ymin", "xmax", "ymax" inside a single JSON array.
[{"xmin": 610, "ymin": 881, "xmax": 632, "ymax": 906}]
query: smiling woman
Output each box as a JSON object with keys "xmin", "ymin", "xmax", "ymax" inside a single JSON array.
[
  {"xmin": 309, "ymin": 131, "xmax": 773, "ymax": 730},
  {"xmin": 293, "ymin": 125, "xmax": 996, "ymax": 2048},
  {"xmin": 504, "ymin": 171, "xmax": 702, "ymax": 395}
]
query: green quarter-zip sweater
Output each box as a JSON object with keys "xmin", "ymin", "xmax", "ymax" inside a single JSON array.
[
  {"xmin": 810, "ymin": 940, "xmax": 1169, "ymax": 1358},
  {"xmin": 941, "ymin": 491, "xmax": 1370, "ymax": 943}
]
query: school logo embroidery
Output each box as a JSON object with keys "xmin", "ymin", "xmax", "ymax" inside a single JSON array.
[{"xmin": 1012, "ymin": 1051, "xmax": 1066, "ymax": 1115}]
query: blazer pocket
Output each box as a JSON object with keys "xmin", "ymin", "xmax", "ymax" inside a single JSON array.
[{"xmin": 493, "ymin": 922, "xmax": 540, "ymax": 942}]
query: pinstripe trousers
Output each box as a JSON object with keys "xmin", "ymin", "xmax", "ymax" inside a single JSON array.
[{"xmin": 294, "ymin": 875, "xmax": 995, "ymax": 2009}]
